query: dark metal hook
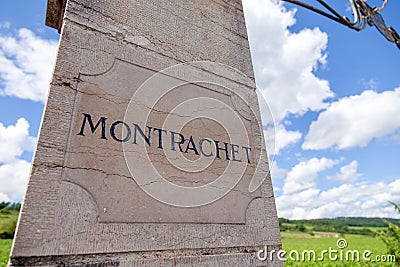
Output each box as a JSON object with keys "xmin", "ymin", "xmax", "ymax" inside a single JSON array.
[
  {"xmin": 281, "ymin": 0, "xmax": 361, "ymax": 30},
  {"xmin": 280, "ymin": 0, "xmax": 400, "ymax": 49}
]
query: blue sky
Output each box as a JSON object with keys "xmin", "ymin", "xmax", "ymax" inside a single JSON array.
[{"xmin": 0, "ymin": 0, "xmax": 399, "ymax": 219}]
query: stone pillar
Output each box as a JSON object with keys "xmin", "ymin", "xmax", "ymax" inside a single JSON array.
[{"xmin": 10, "ymin": 0, "xmax": 282, "ymax": 266}]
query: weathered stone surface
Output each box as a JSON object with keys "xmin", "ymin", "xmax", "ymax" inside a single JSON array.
[
  {"xmin": 10, "ymin": 0, "xmax": 282, "ymax": 266},
  {"xmin": 45, "ymin": 0, "xmax": 67, "ymax": 31}
]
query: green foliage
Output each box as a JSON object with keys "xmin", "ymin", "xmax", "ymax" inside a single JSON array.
[
  {"xmin": 0, "ymin": 203, "xmax": 19, "ymax": 266},
  {"xmin": 375, "ymin": 202, "xmax": 400, "ymax": 266},
  {"xmin": 0, "ymin": 214, "xmax": 18, "ymax": 239},
  {"xmin": 390, "ymin": 201, "xmax": 400, "ymax": 213},
  {"xmin": 0, "ymin": 202, "xmax": 21, "ymax": 213},
  {"xmin": 0, "ymin": 203, "xmax": 10, "ymax": 210},
  {"xmin": 283, "ymin": 234, "xmax": 393, "ymax": 266},
  {"xmin": 296, "ymin": 217, "xmax": 400, "ymax": 228},
  {"xmin": 279, "ymin": 217, "xmax": 400, "ymax": 236},
  {"xmin": 279, "ymin": 218, "xmax": 291, "ymax": 224},
  {"xmin": 0, "ymin": 239, "xmax": 12, "ymax": 267},
  {"xmin": 296, "ymin": 223, "xmax": 306, "ymax": 232},
  {"xmin": 0, "ymin": 202, "xmax": 20, "ymax": 240}
]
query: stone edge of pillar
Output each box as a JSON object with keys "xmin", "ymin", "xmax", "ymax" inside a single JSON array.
[
  {"xmin": 45, "ymin": 0, "xmax": 67, "ymax": 32},
  {"xmin": 8, "ymin": 245, "xmax": 284, "ymax": 267}
]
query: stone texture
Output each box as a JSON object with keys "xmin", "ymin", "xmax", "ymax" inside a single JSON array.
[
  {"xmin": 10, "ymin": 0, "xmax": 283, "ymax": 266},
  {"xmin": 45, "ymin": 0, "xmax": 67, "ymax": 31}
]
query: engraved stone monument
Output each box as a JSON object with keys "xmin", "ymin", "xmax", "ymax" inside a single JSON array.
[{"xmin": 10, "ymin": 0, "xmax": 282, "ymax": 265}]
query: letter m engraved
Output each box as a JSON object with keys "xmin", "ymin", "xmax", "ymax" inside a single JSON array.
[{"xmin": 77, "ymin": 113, "xmax": 108, "ymax": 139}]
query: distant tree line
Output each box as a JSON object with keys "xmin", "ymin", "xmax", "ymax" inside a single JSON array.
[
  {"xmin": 0, "ymin": 202, "xmax": 21, "ymax": 213},
  {"xmin": 279, "ymin": 216, "xmax": 400, "ymax": 236}
]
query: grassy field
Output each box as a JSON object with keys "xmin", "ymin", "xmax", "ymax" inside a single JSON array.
[
  {"xmin": 0, "ymin": 239, "xmax": 12, "ymax": 267},
  {"xmin": 0, "ymin": 213, "xmax": 18, "ymax": 267},
  {"xmin": 0, "ymin": 214, "xmax": 18, "ymax": 237},
  {"xmin": 282, "ymin": 232, "xmax": 396, "ymax": 266},
  {"xmin": 1, "ymin": 233, "xmax": 395, "ymax": 267},
  {"xmin": 0, "ymin": 214, "xmax": 398, "ymax": 266}
]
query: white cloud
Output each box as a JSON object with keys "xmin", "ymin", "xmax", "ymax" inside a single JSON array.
[
  {"xmin": 0, "ymin": 118, "xmax": 36, "ymax": 163},
  {"xmin": 243, "ymin": 0, "xmax": 334, "ymax": 123},
  {"xmin": 270, "ymin": 161, "xmax": 288, "ymax": 180},
  {"xmin": 0, "ymin": 26, "xmax": 56, "ymax": 201},
  {"xmin": 275, "ymin": 124, "xmax": 302, "ymax": 153},
  {"xmin": 303, "ymin": 88, "xmax": 400, "ymax": 150},
  {"xmin": 265, "ymin": 124, "xmax": 302, "ymax": 156},
  {"xmin": 242, "ymin": 1, "xmax": 400, "ymax": 220},
  {"xmin": 328, "ymin": 160, "xmax": 360, "ymax": 182},
  {"xmin": 0, "ymin": 192, "xmax": 10, "ymax": 202},
  {"xmin": 277, "ymin": 158, "xmax": 400, "ymax": 219},
  {"xmin": 0, "ymin": 28, "xmax": 58, "ymax": 102},
  {"xmin": 0, "ymin": 160, "xmax": 31, "ymax": 202},
  {"xmin": 0, "ymin": 119, "xmax": 36, "ymax": 202},
  {"xmin": 0, "ymin": 22, "xmax": 11, "ymax": 29},
  {"xmin": 359, "ymin": 79, "xmax": 377, "ymax": 90},
  {"xmin": 244, "ymin": 0, "xmax": 333, "ymax": 155},
  {"xmin": 282, "ymin": 157, "xmax": 338, "ymax": 195}
]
